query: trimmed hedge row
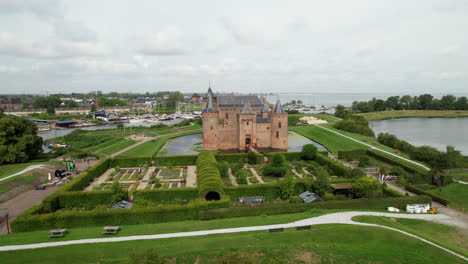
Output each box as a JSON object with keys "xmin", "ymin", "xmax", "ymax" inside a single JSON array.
[
  {"xmin": 11, "ymin": 198, "xmax": 230, "ymax": 232},
  {"xmin": 156, "ymin": 155, "xmax": 198, "ymax": 166},
  {"xmin": 215, "ymin": 153, "xmax": 248, "ymax": 163},
  {"xmin": 133, "ymin": 188, "xmax": 199, "ymax": 203},
  {"xmin": 404, "ymin": 185, "xmax": 449, "ymax": 205},
  {"xmin": 196, "ymin": 152, "xmax": 225, "ymax": 198},
  {"xmin": 57, "ymin": 191, "xmax": 114, "ymax": 208},
  {"xmin": 200, "ymin": 195, "xmax": 432, "ymax": 220},
  {"xmin": 315, "ymin": 153, "xmax": 350, "ymax": 176},
  {"xmin": 110, "ymin": 157, "xmax": 151, "ymax": 168},
  {"xmin": 367, "ymin": 149, "xmax": 428, "ymax": 175},
  {"xmin": 265, "ymin": 152, "xmax": 302, "ymax": 161},
  {"xmin": 382, "ymin": 187, "xmax": 404, "ymax": 197}
]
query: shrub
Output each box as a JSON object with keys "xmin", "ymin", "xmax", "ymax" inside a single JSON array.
[
  {"xmin": 345, "ymin": 168, "xmax": 366, "ymax": 179},
  {"xmin": 279, "ymin": 173, "xmax": 295, "ymax": 199},
  {"xmin": 111, "ymin": 181, "xmax": 128, "ymax": 203},
  {"xmin": 263, "ymin": 153, "xmax": 289, "ymax": 176},
  {"xmin": 289, "ymin": 196, "xmax": 302, "ymax": 203},
  {"xmin": 315, "ymin": 153, "xmax": 350, "ymax": 176},
  {"xmin": 352, "ymin": 177, "xmax": 381, "ymax": 198},
  {"xmin": 301, "ymin": 144, "xmax": 318, "ymax": 160},
  {"xmin": 313, "ymin": 167, "xmax": 331, "ymax": 196}
]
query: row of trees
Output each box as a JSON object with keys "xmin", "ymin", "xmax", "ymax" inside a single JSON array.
[
  {"xmin": 378, "ymin": 133, "xmax": 468, "ymax": 170},
  {"xmin": 351, "ymin": 94, "xmax": 468, "ymax": 113},
  {"xmin": 333, "ymin": 115, "xmax": 375, "ymax": 137}
]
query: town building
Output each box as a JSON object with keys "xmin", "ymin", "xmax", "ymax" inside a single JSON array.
[{"xmin": 202, "ymin": 88, "xmax": 288, "ymax": 151}]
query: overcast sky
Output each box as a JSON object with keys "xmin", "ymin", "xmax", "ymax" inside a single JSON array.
[{"xmin": 0, "ymin": 0, "xmax": 467, "ymax": 94}]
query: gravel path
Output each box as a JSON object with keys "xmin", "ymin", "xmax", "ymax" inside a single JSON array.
[
  {"xmin": 0, "ymin": 211, "xmax": 466, "ymax": 262},
  {"xmin": 185, "ymin": 166, "xmax": 197, "ymax": 187},
  {"xmin": 228, "ymin": 168, "xmax": 238, "ymax": 186},
  {"xmin": 249, "ymin": 168, "xmax": 264, "ymax": 183}
]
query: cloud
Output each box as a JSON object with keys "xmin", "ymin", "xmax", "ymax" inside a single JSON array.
[
  {"xmin": 137, "ymin": 27, "xmax": 187, "ymax": 56},
  {"xmin": 0, "ymin": 32, "xmax": 111, "ymax": 58},
  {"xmin": 0, "ymin": 0, "xmax": 62, "ymax": 19},
  {"xmin": 54, "ymin": 19, "xmax": 97, "ymax": 42},
  {"xmin": 436, "ymin": 71, "xmax": 465, "ymax": 80},
  {"xmin": 0, "ymin": 65, "xmax": 20, "ymax": 73},
  {"xmin": 439, "ymin": 45, "xmax": 461, "ymax": 56}
]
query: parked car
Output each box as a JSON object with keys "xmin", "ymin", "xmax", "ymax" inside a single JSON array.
[{"xmin": 34, "ymin": 185, "xmax": 46, "ymax": 190}]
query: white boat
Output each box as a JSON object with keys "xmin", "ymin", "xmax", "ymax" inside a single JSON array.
[{"xmin": 129, "ymin": 118, "xmax": 144, "ymax": 123}]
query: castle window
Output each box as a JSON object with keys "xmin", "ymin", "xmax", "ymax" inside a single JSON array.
[
  {"xmin": 276, "ymin": 131, "xmax": 279, "ymax": 138},
  {"xmin": 211, "ymin": 126, "xmax": 213, "ymax": 130},
  {"xmin": 279, "ymin": 122, "xmax": 282, "ymax": 128},
  {"xmin": 267, "ymin": 127, "xmax": 269, "ymax": 130},
  {"xmin": 225, "ymin": 113, "xmax": 228, "ymax": 119},
  {"xmin": 247, "ymin": 121, "xmax": 249, "ymax": 126}
]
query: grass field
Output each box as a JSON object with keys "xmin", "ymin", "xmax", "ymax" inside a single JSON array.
[
  {"xmin": 96, "ymin": 139, "xmax": 137, "ymax": 155},
  {"xmin": 353, "ymin": 215, "xmax": 468, "ymax": 256},
  {"xmin": 0, "ymin": 224, "xmax": 465, "ymax": 264},
  {"xmin": 427, "ymin": 183, "xmax": 468, "ymax": 212},
  {"xmin": 289, "ymin": 125, "xmax": 369, "ymax": 154},
  {"xmin": 0, "ymin": 209, "xmax": 335, "ymax": 246},
  {"xmin": 0, "ymin": 160, "xmax": 62, "ymax": 180},
  {"xmin": 358, "ymin": 110, "xmax": 468, "ymax": 120}
]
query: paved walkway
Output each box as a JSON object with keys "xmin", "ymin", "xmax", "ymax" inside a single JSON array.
[
  {"xmin": 136, "ymin": 168, "xmax": 155, "ymax": 190},
  {"xmin": 0, "ymin": 165, "xmax": 46, "ymax": 183},
  {"xmin": 315, "ymin": 125, "xmax": 430, "ymax": 171},
  {"xmin": 228, "ymin": 168, "xmax": 238, "ymax": 186},
  {"xmin": 0, "ymin": 211, "xmax": 466, "ymax": 261},
  {"xmin": 249, "ymin": 168, "xmax": 264, "ymax": 183},
  {"xmin": 291, "ymin": 169, "xmax": 303, "ymax": 178},
  {"xmin": 185, "ymin": 166, "xmax": 197, "ymax": 187}
]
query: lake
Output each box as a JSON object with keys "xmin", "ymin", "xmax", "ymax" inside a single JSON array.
[
  {"xmin": 158, "ymin": 131, "xmax": 326, "ymax": 156},
  {"xmin": 369, "ymin": 118, "xmax": 468, "ymax": 155}
]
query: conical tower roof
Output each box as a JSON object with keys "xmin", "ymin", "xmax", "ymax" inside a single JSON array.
[
  {"xmin": 273, "ymin": 99, "xmax": 285, "ymax": 113},
  {"xmin": 240, "ymin": 101, "xmax": 254, "ymax": 114},
  {"xmin": 203, "ymin": 91, "xmax": 217, "ymax": 112},
  {"xmin": 261, "ymin": 103, "xmax": 270, "ymax": 113}
]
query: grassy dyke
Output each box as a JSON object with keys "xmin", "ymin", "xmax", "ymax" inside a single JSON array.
[
  {"xmin": 0, "ymin": 160, "xmax": 62, "ymax": 180},
  {"xmin": 96, "ymin": 139, "xmax": 136, "ymax": 155},
  {"xmin": 0, "ymin": 224, "xmax": 465, "ymax": 264},
  {"xmin": 427, "ymin": 183, "xmax": 468, "ymax": 213},
  {"xmin": 358, "ymin": 110, "xmax": 468, "ymax": 120},
  {"xmin": 289, "ymin": 125, "xmax": 366, "ymax": 154},
  {"xmin": 352, "ymin": 215, "xmax": 468, "ymax": 257}
]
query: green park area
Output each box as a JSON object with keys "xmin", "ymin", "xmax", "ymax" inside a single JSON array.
[{"xmin": 0, "ymin": 224, "xmax": 465, "ymax": 264}]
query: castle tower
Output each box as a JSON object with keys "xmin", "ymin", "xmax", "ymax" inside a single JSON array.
[
  {"xmin": 238, "ymin": 102, "xmax": 256, "ymax": 151},
  {"xmin": 202, "ymin": 91, "xmax": 219, "ymax": 150},
  {"xmin": 270, "ymin": 99, "xmax": 288, "ymax": 149}
]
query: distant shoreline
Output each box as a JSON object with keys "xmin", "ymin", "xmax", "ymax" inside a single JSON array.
[{"xmin": 358, "ymin": 110, "xmax": 468, "ymax": 121}]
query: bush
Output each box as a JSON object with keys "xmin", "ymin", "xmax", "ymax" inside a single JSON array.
[
  {"xmin": 315, "ymin": 153, "xmax": 350, "ymax": 176},
  {"xmin": 352, "ymin": 177, "xmax": 381, "ymax": 198},
  {"xmin": 263, "ymin": 153, "xmax": 289, "ymax": 176},
  {"xmin": 133, "ymin": 188, "xmax": 198, "ymax": 203},
  {"xmin": 279, "ymin": 174, "xmax": 295, "ymax": 199},
  {"xmin": 333, "ymin": 115, "xmax": 375, "ymax": 137},
  {"xmin": 345, "ymin": 168, "xmax": 366, "ymax": 179},
  {"xmin": 289, "ymin": 196, "xmax": 302, "ymax": 203},
  {"xmin": 301, "ymin": 144, "xmax": 318, "ymax": 160}
]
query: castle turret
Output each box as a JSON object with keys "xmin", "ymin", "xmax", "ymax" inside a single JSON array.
[
  {"xmin": 202, "ymin": 91, "xmax": 219, "ymax": 150},
  {"xmin": 270, "ymin": 99, "xmax": 288, "ymax": 149}
]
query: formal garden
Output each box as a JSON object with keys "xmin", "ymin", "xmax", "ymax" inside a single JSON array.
[{"xmin": 9, "ymin": 141, "xmax": 439, "ymax": 233}]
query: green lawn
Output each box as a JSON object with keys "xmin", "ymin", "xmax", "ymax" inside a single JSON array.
[
  {"xmin": 0, "ymin": 224, "xmax": 465, "ymax": 264},
  {"xmin": 353, "ymin": 215, "xmax": 468, "ymax": 256},
  {"xmin": 0, "ymin": 209, "xmax": 335, "ymax": 246},
  {"xmin": 0, "ymin": 160, "xmax": 62, "ymax": 180},
  {"xmin": 427, "ymin": 183, "xmax": 468, "ymax": 212},
  {"xmin": 289, "ymin": 125, "xmax": 366, "ymax": 154},
  {"xmin": 445, "ymin": 172, "xmax": 468, "ymax": 182},
  {"xmin": 97, "ymin": 139, "xmax": 137, "ymax": 155}
]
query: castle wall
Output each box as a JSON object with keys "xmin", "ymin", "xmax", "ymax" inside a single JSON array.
[
  {"xmin": 238, "ymin": 113, "xmax": 255, "ymax": 151},
  {"xmin": 270, "ymin": 113, "xmax": 288, "ymax": 149},
  {"xmin": 202, "ymin": 112, "xmax": 219, "ymax": 150},
  {"xmin": 218, "ymin": 108, "xmax": 240, "ymax": 149},
  {"xmin": 255, "ymin": 122, "xmax": 271, "ymax": 148}
]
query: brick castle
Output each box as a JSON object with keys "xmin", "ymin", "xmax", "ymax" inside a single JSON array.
[{"xmin": 202, "ymin": 87, "xmax": 288, "ymax": 151}]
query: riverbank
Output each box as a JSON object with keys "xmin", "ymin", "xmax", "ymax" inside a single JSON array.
[{"xmin": 358, "ymin": 110, "xmax": 468, "ymax": 120}]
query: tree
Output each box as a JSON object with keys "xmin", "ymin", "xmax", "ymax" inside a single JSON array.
[
  {"xmin": 98, "ymin": 97, "xmax": 127, "ymax": 107},
  {"xmin": 291, "ymin": 100, "xmax": 297, "ymax": 105},
  {"xmin": 279, "ymin": 173, "xmax": 295, "ymax": 199},
  {"xmin": 33, "ymin": 95, "xmax": 62, "ymax": 114},
  {"xmin": 301, "ymin": 144, "xmax": 317, "ymax": 160},
  {"xmin": 90, "ymin": 104, "xmax": 97, "ymax": 112},
  {"xmin": 313, "ymin": 166, "xmax": 331, "ymax": 196},
  {"xmin": 63, "ymin": 100, "xmax": 78, "ymax": 108},
  {"xmin": 417, "ymin": 94, "xmax": 434, "ymax": 110},
  {"xmin": 345, "ymin": 168, "xmax": 366, "ymax": 178},
  {"xmin": 439, "ymin": 95, "xmax": 456, "ymax": 110},
  {"xmin": 263, "ymin": 153, "xmax": 289, "ymax": 176},
  {"xmin": 0, "ymin": 115, "xmax": 43, "ymax": 164},
  {"xmin": 191, "ymin": 93, "xmax": 201, "ymax": 98},
  {"xmin": 111, "ymin": 181, "xmax": 127, "ymax": 203},
  {"xmin": 385, "ymin": 96, "xmax": 400, "ymax": 110},
  {"xmin": 334, "ymin": 105, "xmax": 351, "ymax": 119},
  {"xmin": 352, "ymin": 177, "xmax": 381, "ymax": 198},
  {"xmin": 454, "ymin": 96, "xmax": 468, "ymax": 110},
  {"xmin": 399, "ymin": 95, "xmax": 412, "ymax": 110},
  {"xmin": 297, "ymin": 100, "xmax": 303, "ymax": 104}
]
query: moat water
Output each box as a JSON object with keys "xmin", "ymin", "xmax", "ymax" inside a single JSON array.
[
  {"xmin": 369, "ymin": 117, "xmax": 468, "ymax": 155},
  {"xmin": 158, "ymin": 131, "xmax": 327, "ymax": 156}
]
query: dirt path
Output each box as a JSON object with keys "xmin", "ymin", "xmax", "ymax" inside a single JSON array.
[
  {"xmin": 228, "ymin": 168, "xmax": 238, "ymax": 186},
  {"xmin": 0, "ymin": 165, "xmax": 46, "ymax": 183},
  {"xmin": 185, "ymin": 166, "xmax": 197, "ymax": 187},
  {"xmin": 0, "ymin": 186, "xmax": 59, "ymax": 234},
  {"xmin": 110, "ymin": 138, "xmax": 152, "ymax": 157},
  {"xmin": 249, "ymin": 168, "xmax": 264, "ymax": 183},
  {"xmin": 0, "ymin": 211, "xmax": 466, "ymax": 262},
  {"xmin": 291, "ymin": 169, "xmax": 303, "ymax": 178}
]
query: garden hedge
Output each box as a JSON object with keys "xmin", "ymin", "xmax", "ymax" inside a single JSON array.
[
  {"xmin": 404, "ymin": 185, "xmax": 449, "ymax": 205},
  {"xmin": 110, "ymin": 157, "xmax": 151, "ymax": 168},
  {"xmin": 265, "ymin": 152, "xmax": 302, "ymax": 161},
  {"xmin": 11, "ymin": 198, "xmax": 230, "ymax": 232},
  {"xmin": 156, "ymin": 155, "xmax": 198, "ymax": 166},
  {"xmin": 133, "ymin": 188, "xmax": 199, "ymax": 203},
  {"xmin": 367, "ymin": 149, "xmax": 428, "ymax": 175},
  {"xmin": 315, "ymin": 153, "xmax": 350, "ymax": 176},
  {"xmin": 57, "ymin": 190, "xmax": 115, "ymax": 208},
  {"xmin": 338, "ymin": 149, "xmax": 367, "ymax": 161},
  {"xmin": 196, "ymin": 152, "xmax": 225, "ymax": 198},
  {"xmin": 200, "ymin": 195, "xmax": 432, "ymax": 220}
]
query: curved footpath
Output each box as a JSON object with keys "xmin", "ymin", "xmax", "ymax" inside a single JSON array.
[
  {"xmin": 0, "ymin": 165, "xmax": 46, "ymax": 183},
  {"xmin": 0, "ymin": 211, "xmax": 466, "ymax": 261},
  {"xmin": 315, "ymin": 125, "xmax": 431, "ymax": 171}
]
